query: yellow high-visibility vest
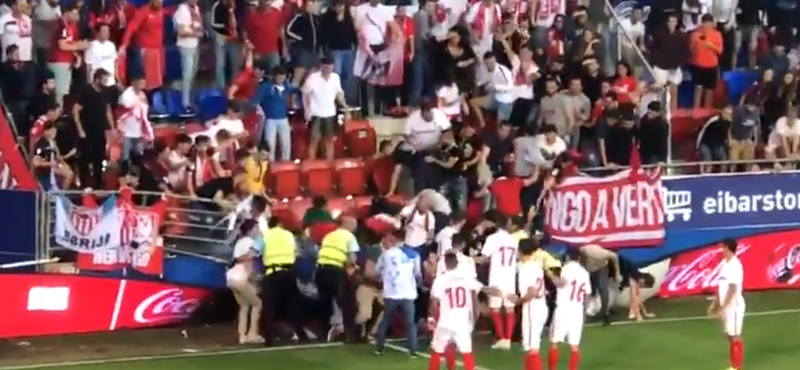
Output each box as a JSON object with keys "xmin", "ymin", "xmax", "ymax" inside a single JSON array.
[
  {"xmin": 263, "ymin": 226, "xmax": 296, "ymax": 269},
  {"xmin": 511, "ymin": 230, "xmax": 529, "ymax": 241},
  {"xmin": 318, "ymin": 228, "xmax": 354, "ymax": 267}
]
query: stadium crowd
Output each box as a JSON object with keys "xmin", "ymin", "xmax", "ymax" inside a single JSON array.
[{"xmin": 0, "ymin": 0, "xmax": 797, "ymax": 356}]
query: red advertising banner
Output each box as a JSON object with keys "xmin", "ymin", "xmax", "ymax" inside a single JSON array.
[
  {"xmin": 544, "ymin": 168, "xmax": 666, "ymax": 248},
  {"xmin": 659, "ymin": 229, "xmax": 800, "ymax": 298},
  {"xmin": 76, "ymin": 189, "xmax": 168, "ymax": 275},
  {"xmin": 0, "ymin": 274, "xmax": 213, "ymax": 338},
  {"xmin": 0, "ymin": 106, "xmax": 38, "ymax": 190}
]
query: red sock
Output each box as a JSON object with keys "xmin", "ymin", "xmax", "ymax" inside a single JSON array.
[
  {"xmin": 428, "ymin": 352, "xmax": 442, "ymax": 370},
  {"xmin": 732, "ymin": 338, "xmax": 744, "ymax": 369},
  {"xmin": 462, "ymin": 352, "xmax": 476, "ymax": 370},
  {"xmin": 568, "ymin": 349, "xmax": 580, "ymax": 370},
  {"xmin": 445, "ymin": 344, "xmax": 457, "ymax": 370},
  {"xmin": 548, "ymin": 347, "xmax": 559, "ymax": 370},
  {"xmin": 525, "ymin": 352, "xmax": 542, "ymax": 370},
  {"xmin": 505, "ymin": 312, "xmax": 516, "ymax": 340},
  {"xmin": 491, "ymin": 311, "xmax": 505, "ymax": 340}
]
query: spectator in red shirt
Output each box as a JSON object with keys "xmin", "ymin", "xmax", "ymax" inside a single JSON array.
[
  {"xmin": 610, "ymin": 61, "xmax": 638, "ymax": 105},
  {"xmin": 244, "ymin": 0, "xmax": 286, "ymax": 72},
  {"xmin": 387, "ymin": 6, "xmax": 414, "ymax": 115},
  {"xmin": 120, "ymin": 0, "xmax": 169, "ymax": 91},
  {"xmin": 48, "ymin": 4, "xmax": 88, "ymax": 105},
  {"xmin": 228, "ymin": 48, "xmax": 265, "ymax": 101},
  {"xmin": 29, "ymin": 102, "xmax": 61, "ymax": 153}
]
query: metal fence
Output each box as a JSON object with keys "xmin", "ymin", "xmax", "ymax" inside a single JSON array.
[{"xmin": 44, "ymin": 190, "xmax": 234, "ymax": 266}]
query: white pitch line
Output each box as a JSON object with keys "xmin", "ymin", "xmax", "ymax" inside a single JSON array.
[
  {"xmin": 0, "ymin": 342, "xmax": 343, "ymax": 370},
  {"xmin": 2, "ymin": 308, "xmax": 799, "ymax": 370},
  {"xmin": 381, "ymin": 341, "xmax": 496, "ymax": 370}
]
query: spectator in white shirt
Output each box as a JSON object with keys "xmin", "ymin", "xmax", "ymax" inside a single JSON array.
[
  {"xmin": 471, "ymin": 52, "xmax": 515, "ymax": 127},
  {"xmin": 84, "ymin": 24, "xmax": 117, "ymax": 86},
  {"xmin": 404, "ymin": 101, "xmax": 452, "ymax": 152},
  {"xmin": 400, "ymin": 191, "xmax": 438, "ymax": 249},
  {"xmin": 166, "ymin": 134, "xmax": 194, "ymax": 190},
  {"xmin": 617, "ymin": 7, "xmax": 645, "ymax": 76},
  {"xmin": 226, "ymin": 219, "xmax": 265, "ymax": 344},
  {"xmin": 373, "ymin": 228, "xmax": 421, "ymax": 356},
  {"xmin": 117, "ymin": 76, "xmax": 153, "ymax": 161},
  {"xmin": 531, "ymin": 124, "xmax": 567, "ymax": 169},
  {"xmin": 766, "ymin": 107, "xmax": 800, "ymax": 169},
  {"xmin": 354, "ymin": 0, "xmax": 399, "ymax": 115},
  {"xmin": 302, "ymin": 57, "xmax": 349, "ymax": 160},
  {"xmin": 174, "ymin": 0, "xmax": 204, "ymax": 108},
  {"xmin": 436, "ymin": 71, "xmax": 468, "ymax": 127},
  {"xmin": 0, "ymin": 0, "xmax": 33, "ymax": 62}
]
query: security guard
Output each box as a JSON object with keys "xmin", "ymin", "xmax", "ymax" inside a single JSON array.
[
  {"xmin": 316, "ymin": 215, "xmax": 360, "ymax": 342},
  {"xmin": 261, "ymin": 216, "xmax": 304, "ymax": 345}
]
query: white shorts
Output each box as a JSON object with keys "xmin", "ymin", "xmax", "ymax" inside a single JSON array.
[
  {"xmin": 652, "ymin": 66, "xmax": 683, "ymax": 86},
  {"xmin": 550, "ymin": 308, "xmax": 583, "ymax": 346},
  {"xmin": 488, "ymin": 284, "xmax": 516, "ymax": 308},
  {"xmin": 722, "ymin": 306, "xmax": 745, "ymax": 336},
  {"xmin": 521, "ymin": 304, "xmax": 548, "ymax": 351},
  {"xmin": 431, "ymin": 326, "xmax": 473, "ymax": 354}
]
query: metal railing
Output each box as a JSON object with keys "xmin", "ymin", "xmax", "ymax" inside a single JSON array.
[
  {"xmin": 44, "ymin": 190, "xmax": 237, "ymax": 265},
  {"xmin": 582, "ymin": 158, "xmax": 797, "ymax": 176},
  {"xmin": 598, "ymin": 0, "xmax": 672, "ymax": 161}
]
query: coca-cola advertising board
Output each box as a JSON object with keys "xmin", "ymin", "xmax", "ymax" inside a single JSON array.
[
  {"xmin": 659, "ymin": 229, "xmax": 800, "ymax": 298},
  {"xmin": 0, "ymin": 274, "xmax": 213, "ymax": 339}
]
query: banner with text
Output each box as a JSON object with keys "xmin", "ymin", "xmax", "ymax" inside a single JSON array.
[
  {"xmin": 544, "ymin": 169, "xmax": 666, "ymax": 247},
  {"xmin": 54, "ymin": 195, "xmax": 122, "ymax": 253},
  {"xmin": 659, "ymin": 228, "xmax": 800, "ymax": 298},
  {"xmin": 75, "ymin": 191, "xmax": 168, "ymax": 276},
  {"xmin": 661, "ymin": 172, "xmax": 800, "ymax": 231}
]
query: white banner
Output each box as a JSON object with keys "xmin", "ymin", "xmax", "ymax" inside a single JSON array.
[{"xmin": 54, "ymin": 196, "xmax": 123, "ymax": 253}]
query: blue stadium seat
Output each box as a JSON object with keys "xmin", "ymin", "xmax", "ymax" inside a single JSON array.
[
  {"xmin": 193, "ymin": 87, "xmax": 224, "ymax": 108},
  {"xmin": 150, "ymin": 90, "xmax": 170, "ymax": 121},
  {"xmin": 164, "ymin": 88, "xmax": 194, "ymax": 120},
  {"xmin": 723, "ymin": 70, "xmax": 760, "ymax": 104},
  {"xmin": 196, "ymin": 95, "xmax": 227, "ymax": 124}
]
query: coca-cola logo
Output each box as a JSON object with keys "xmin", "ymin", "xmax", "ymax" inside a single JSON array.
[
  {"xmin": 662, "ymin": 244, "xmax": 751, "ymax": 293},
  {"xmin": 768, "ymin": 245, "xmax": 800, "ymax": 283},
  {"xmin": 133, "ymin": 288, "xmax": 201, "ymax": 324}
]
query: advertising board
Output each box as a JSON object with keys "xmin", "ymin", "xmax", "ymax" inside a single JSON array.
[{"xmin": 0, "ymin": 274, "xmax": 213, "ymax": 338}]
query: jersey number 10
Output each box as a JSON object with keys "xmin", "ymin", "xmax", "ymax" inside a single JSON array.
[{"xmin": 445, "ymin": 286, "xmax": 468, "ymax": 308}]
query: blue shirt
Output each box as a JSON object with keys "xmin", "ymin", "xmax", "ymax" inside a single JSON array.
[
  {"xmin": 375, "ymin": 247, "xmax": 421, "ymax": 300},
  {"xmin": 252, "ymin": 80, "xmax": 296, "ymax": 119}
]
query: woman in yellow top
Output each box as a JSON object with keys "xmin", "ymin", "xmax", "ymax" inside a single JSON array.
[{"xmin": 238, "ymin": 146, "xmax": 271, "ymax": 197}]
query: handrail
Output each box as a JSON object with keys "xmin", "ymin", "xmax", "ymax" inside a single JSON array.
[
  {"xmin": 601, "ymin": 0, "xmax": 672, "ymax": 164},
  {"xmin": 582, "ymin": 158, "xmax": 799, "ymax": 176}
]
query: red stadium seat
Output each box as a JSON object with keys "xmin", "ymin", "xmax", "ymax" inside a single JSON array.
[
  {"xmin": 670, "ymin": 108, "xmax": 715, "ymax": 140},
  {"xmin": 367, "ymin": 156, "xmax": 395, "ymax": 195},
  {"xmin": 301, "ymin": 160, "xmax": 335, "ymax": 197},
  {"xmin": 327, "ymin": 196, "xmax": 356, "ymax": 219},
  {"xmin": 335, "ymin": 158, "xmax": 366, "ymax": 195},
  {"xmin": 270, "ymin": 161, "xmax": 302, "ymax": 199},
  {"xmin": 333, "ymin": 135, "xmax": 347, "ymax": 158},
  {"xmin": 154, "ymin": 125, "xmax": 182, "ymax": 146},
  {"xmin": 291, "ymin": 119, "xmax": 309, "ymax": 160},
  {"xmin": 286, "ymin": 197, "xmax": 312, "ymax": 231},
  {"xmin": 185, "ymin": 122, "xmax": 206, "ymax": 135},
  {"xmin": 352, "ymin": 196, "xmax": 373, "ymax": 218},
  {"xmin": 343, "ymin": 120, "xmax": 376, "ymax": 157}
]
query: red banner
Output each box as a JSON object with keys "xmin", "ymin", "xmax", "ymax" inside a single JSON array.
[
  {"xmin": 544, "ymin": 168, "xmax": 666, "ymax": 247},
  {"xmin": 76, "ymin": 189, "xmax": 168, "ymax": 275},
  {"xmin": 0, "ymin": 274, "xmax": 213, "ymax": 339},
  {"xmin": 659, "ymin": 229, "xmax": 800, "ymax": 298},
  {"xmin": 0, "ymin": 106, "xmax": 38, "ymax": 190}
]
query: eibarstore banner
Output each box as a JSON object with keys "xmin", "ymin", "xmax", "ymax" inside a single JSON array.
[
  {"xmin": 659, "ymin": 229, "xmax": 800, "ymax": 298},
  {"xmin": 0, "ymin": 274, "xmax": 213, "ymax": 338},
  {"xmin": 544, "ymin": 168, "xmax": 666, "ymax": 247}
]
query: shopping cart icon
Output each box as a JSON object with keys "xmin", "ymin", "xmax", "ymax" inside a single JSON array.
[{"xmin": 662, "ymin": 186, "xmax": 692, "ymax": 222}]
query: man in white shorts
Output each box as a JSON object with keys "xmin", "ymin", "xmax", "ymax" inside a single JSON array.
[
  {"xmin": 549, "ymin": 248, "xmax": 591, "ymax": 370},
  {"xmin": 474, "ymin": 212, "xmax": 518, "ymax": 349},
  {"xmin": 707, "ymin": 238, "xmax": 745, "ymax": 370},
  {"xmin": 510, "ymin": 238, "xmax": 549, "ymax": 370},
  {"xmin": 428, "ymin": 253, "xmax": 500, "ymax": 370}
]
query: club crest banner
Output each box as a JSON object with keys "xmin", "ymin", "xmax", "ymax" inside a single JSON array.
[{"xmin": 54, "ymin": 195, "xmax": 122, "ymax": 253}]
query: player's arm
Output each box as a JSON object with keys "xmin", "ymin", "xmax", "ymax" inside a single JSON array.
[{"xmin": 428, "ymin": 279, "xmax": 442, "ymax": 327}]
